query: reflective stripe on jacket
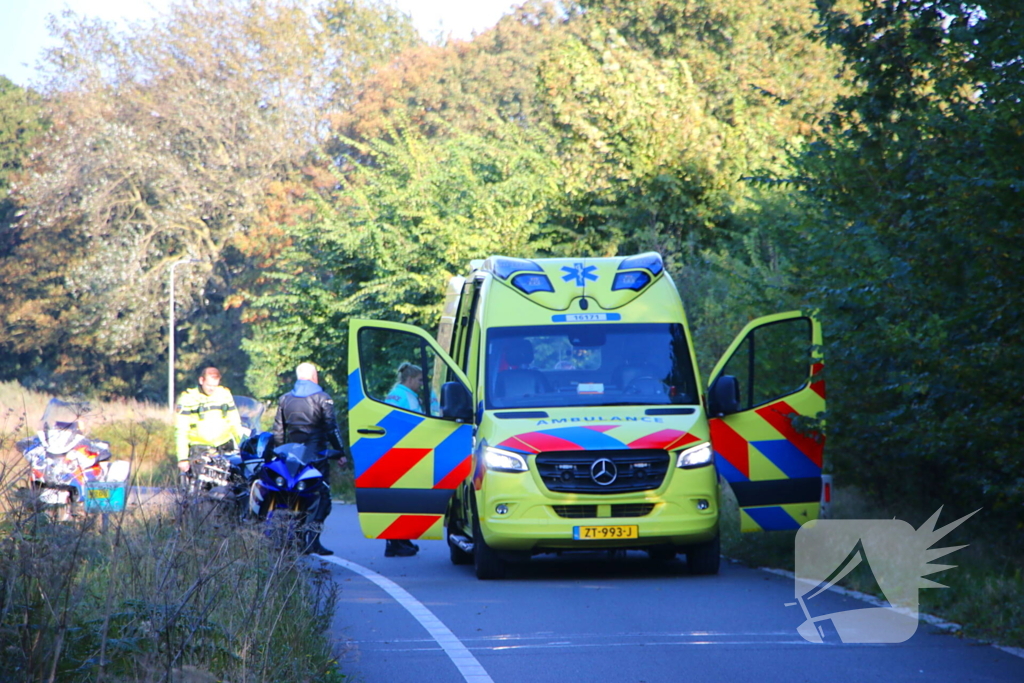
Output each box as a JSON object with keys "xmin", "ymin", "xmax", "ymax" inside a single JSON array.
[{"xmin": 175, "ymin": 386, "xmax": 245, "ymax": 461}]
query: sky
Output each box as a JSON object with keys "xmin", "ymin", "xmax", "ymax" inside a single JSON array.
[{"xmin": 0, "ymin": 0, "xmax": 518, "ymax": 88}]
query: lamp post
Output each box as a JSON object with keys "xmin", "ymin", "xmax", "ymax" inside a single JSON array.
[{"xmin": 168, "ymin": 258, "xmax": 200, "ymax": 413}]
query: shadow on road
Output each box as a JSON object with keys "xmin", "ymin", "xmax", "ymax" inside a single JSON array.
[{"xmin": 465, "ymin": 549, "xmax": 712, "ymax": 582}]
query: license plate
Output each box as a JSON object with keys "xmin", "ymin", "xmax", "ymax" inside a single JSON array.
[{"xmin": 573, "ymin": 525, "xmax": 639, "ymax": 540}]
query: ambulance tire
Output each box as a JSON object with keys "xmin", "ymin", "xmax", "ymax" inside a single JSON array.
[
  {"xmin": 471, "ymin": 499, "xmax": 506, "ymax": 580},
  {"xmin": 686, "ymin": 533, "xmax": 720, "ymax": 575}
]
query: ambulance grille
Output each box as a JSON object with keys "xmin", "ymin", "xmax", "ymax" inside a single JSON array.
[
  {"xmin": 552, "ymin": 505, "xmax": 596, "ymax": 518},
  {"xmin": 552, "ymin": 503, "xmax": 656, "ymax": 518},
  {"xmin": 536, "ymin": 449, "xmax": 669, "ymax": 494},
  {"xmin": 611, "ymin": 503, "xmax": 656, "ymax": 517}
]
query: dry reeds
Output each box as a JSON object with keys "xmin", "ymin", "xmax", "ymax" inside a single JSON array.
[{"xmin": 0, "ymin": 383, "xmax": 345, "ymax": 683}]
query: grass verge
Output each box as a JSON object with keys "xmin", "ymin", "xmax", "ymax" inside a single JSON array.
[{"xmin": 719, "ymin": 482, "xmax": 1024, "ymax": 649}]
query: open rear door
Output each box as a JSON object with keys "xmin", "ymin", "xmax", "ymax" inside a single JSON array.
[
  {"xmin": 348, "ymin": 320, "xmax": 474, "ymax": 540},
  {"xmin": 707, "ymin": 311, "xmax": 826, "ymax": 532}
]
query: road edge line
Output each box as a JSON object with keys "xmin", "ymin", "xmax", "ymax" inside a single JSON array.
[
  {"xmin": 321, "ymin": 555, "xmax": 495, "ymax": 682},
  {"xmin": 756, "ymin": 564, "xmax": 1024, "ymax": 660}
]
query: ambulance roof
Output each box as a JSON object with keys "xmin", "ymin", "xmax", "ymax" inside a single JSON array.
[{"xmin": 473, "ymin": 253, "xmax": 666, "ymax": 311}]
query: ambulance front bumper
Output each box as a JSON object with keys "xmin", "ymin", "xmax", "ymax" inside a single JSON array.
[{"xmin": 476, "ymin": 465, "xmax": 720, "ymax": 551}]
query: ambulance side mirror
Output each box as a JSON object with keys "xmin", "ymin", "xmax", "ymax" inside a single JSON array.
[
  {"xmin": 441, "ymin": 382, "xmax": 473, "ymax": 423},
  {"xmin": 708, "ymin": 375, "xmax": 740, "ymax": 417}
]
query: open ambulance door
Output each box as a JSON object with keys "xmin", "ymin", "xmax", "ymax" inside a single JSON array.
[
  {"xmin": 347, "ymin": 320, "xmax": 474, "ymax": 541},
  {"xmin": 707, "ymin": 311, "xmax": 826, "ymax": 532}
]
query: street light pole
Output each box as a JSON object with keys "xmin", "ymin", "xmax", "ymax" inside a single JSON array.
[{"xmin": 168, "ymin": 258, "xmax": 200, "ymax": 413}]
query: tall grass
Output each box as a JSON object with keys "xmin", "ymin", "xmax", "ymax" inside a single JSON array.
[
  {"xmin": 0, "ymin": 383, "xmax": 347, "ymax": 682},
  {"xmin": 720, "ymin": 483, "xmax": 1024, "ymax": 648}
]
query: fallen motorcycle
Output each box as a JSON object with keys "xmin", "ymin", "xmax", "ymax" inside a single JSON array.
[
  {"xmin": 180, "ymin": 396, "xmax": 267, "ymax": 520},
  {"xmin": 17, "ymin": 398, "xmax": 130, "ymax": 520}
]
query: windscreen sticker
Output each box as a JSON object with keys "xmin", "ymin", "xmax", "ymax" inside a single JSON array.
[
  {"xmin": 551, "ymin": 313, "xmax": 621, "ymax": 323},
  {"xmin": 577, "ymin": 382, "xmax": 605, "ymax": 395}
]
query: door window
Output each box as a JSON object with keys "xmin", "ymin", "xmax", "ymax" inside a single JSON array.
[
  {"xmin": 357, "ymin": 327, "xmax": 442, "ymax": 417},
  {"xmin": 718, "ymin": 317, "xmax": 813, "ymax": 411}
]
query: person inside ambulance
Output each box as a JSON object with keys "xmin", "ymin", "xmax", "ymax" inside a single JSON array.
[
  {"xmin": 382, "ymin": 362, "xmax": 432, "ymax": 557},
  {"xmin": 384, "ymin": 362, "xmax": 439, "ymax": 416},
  {"xmin": 613, "ymin": 355, "xmax": 666, "ymax": 396},
  {"xmin": 494, "ymin": 338, "xmax": 550, "ymax": 401},
  {"xmin": 175, "ymin": 366, "xmax": 249, "ymax": 473}
]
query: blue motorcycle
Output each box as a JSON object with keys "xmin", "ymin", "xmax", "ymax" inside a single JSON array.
[{"xmin": 247, "ymin": 442, "xmax": 332, "ymax": 551}]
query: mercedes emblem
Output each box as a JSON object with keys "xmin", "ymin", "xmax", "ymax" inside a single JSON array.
[{"xmin": 590, "ymin": 458, "xmax": 618, "ymax": 486}]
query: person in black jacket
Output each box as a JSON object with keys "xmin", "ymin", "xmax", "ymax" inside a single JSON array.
[{"xmin": 273, "ymin": 362, "xmax": 344, "ymax": 556}]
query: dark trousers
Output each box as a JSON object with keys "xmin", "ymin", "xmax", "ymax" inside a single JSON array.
[{"xmin": 310, "ymin": 461, "xmax": 332, "ymax": 524}]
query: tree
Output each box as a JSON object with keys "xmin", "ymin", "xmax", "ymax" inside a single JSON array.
[
  {"xmin": 0, "ymin": 0, "xmax": 417, "ymax": 398},
  {"xmin": 0, "ymin": 77, "xmax": 50, "ymax": 382},
  {"xmin": 244, "ymin": 121, "xmax": 561, "ymax": 397},
  {"xmin": 792, "ymin": 0, "xmax": 1024, "ymax": 522},
  {"xmin": 332, "ymin": 1, "xmax": 570, "ymax": 143}
]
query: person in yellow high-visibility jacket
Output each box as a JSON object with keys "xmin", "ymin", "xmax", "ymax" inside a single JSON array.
[{"xmin": 175, "ymin": 366, "xmax": 247, "ymax": 473}]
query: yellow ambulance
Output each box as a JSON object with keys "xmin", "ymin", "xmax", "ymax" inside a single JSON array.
[{"xmin": 347, "ymin": 254, "xmax": 825, "ymax": 579}]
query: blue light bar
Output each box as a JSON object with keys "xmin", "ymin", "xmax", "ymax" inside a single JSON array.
[
  {"xmin": 611, "ymin": 271, "xmax": 651, "ymax": 291},
  {"xmin": 512, "ymin": 273, "xmax": 555, "ymax": 294},
  {"xmin": 490, "ymin": 257, "xmax": 544, "ymax": 280},
  {"xmin": 618, "ymin": 253, "xmax": 664, "ymax": 276}
]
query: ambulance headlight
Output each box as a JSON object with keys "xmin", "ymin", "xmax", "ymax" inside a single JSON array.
[
  {"xmin": 483, "ymin": 446, "xmax": 529, "ymax": 473},
  {"xmin": 675, "ymin": 442, "xmax": 713, "ymax": 469}
]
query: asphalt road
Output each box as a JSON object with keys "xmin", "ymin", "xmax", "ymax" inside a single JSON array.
[{"xmin": 314, "ymin": 504, "xmax": 1024, "ymax": 683}]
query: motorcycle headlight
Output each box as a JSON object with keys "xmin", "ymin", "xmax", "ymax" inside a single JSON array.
[
  {"xmin": 675, "ymin": 442, "xmax": 713, "ymax": 469},
  {"xmin": 296, "ymin": 480, "xmax": 307, "ymax": 491},
  {"xmin": 274, "ymin": 476, "xmax": 286, "ymax": 488},
  {"xmin": 482, "ymin": 446, "xmax": 529, "ymax": 473}
]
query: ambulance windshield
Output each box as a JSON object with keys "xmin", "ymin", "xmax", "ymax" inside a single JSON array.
[{"xmin": 485, "ymin": 323, "xmax": 698, "ymax": 409}]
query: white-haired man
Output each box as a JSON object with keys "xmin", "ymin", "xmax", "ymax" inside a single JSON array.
[{"xmin": 272, "ymin": 362, "xmax": 344, "ymax": 555}]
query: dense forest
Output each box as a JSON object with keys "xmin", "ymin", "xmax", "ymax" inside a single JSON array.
[{"xmin": 1, "ymin": 0, "xmax": 1021, "ymax": 529}]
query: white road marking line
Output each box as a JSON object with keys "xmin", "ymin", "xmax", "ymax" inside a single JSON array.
[{"xmin": 322, "ymin": 556, "xmax": 495, "ymax": 683}]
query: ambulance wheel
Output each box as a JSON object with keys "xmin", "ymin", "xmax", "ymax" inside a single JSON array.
[
  {"xmin": 471, "ymin": 500, "xmax": 505, "ymax": 580},
  {"xmin": 686, "ymin": 533, "xmax": 720, "ymax": 575}
]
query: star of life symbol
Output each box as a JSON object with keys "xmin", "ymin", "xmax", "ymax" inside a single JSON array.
[
  {"xmin": 561, "ymin": 263, "xmax": 598, "ymax": 287},
  {"xmin": 789, "ymin": 507, "xmax": 977, "ymax": 644}
]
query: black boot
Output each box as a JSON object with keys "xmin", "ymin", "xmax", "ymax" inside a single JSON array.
[
  {"xmin": 385, "ymin": 540, "xmax": 417, "ymax": 557},
  {"xmin": 304, "ymin": 533, "xmax": 333, "ymax": 556}
]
